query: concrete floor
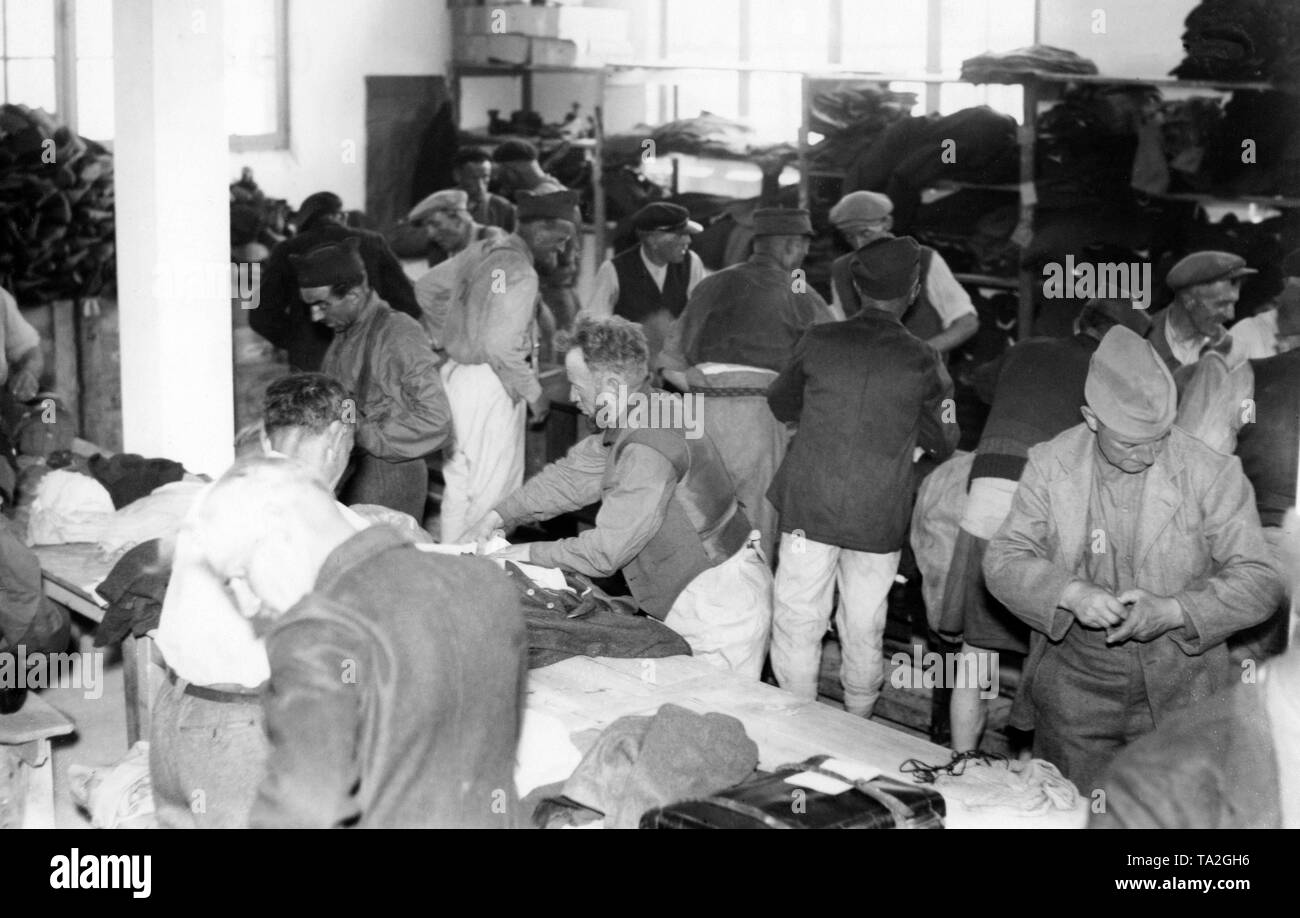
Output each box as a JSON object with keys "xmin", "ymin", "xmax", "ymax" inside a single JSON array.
[{"xmin": 41, "ymin": 653, "xmax": 129, "ymax": 828}]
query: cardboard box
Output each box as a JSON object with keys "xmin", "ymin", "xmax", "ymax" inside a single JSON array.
[{"xmin": 454, "ymin": 33, "xmax": 578, "ymax": 67}]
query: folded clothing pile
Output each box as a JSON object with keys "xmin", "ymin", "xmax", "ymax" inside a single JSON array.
[
  {"xmin": 805, "ymin": 84, "xmax": 917, "ymax": 175},
  {"xmin": 961, "ymin": 45, "xmax": 1098, "ymax": 83}
]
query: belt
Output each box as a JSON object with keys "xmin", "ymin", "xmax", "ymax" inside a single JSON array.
[
  {"xmin": 698, "ymin": 386, "xmax": 771, "ymax": 398},
  {"xmin": 167, "ymin": 668, "xmax": 263, "ymax": 705}
]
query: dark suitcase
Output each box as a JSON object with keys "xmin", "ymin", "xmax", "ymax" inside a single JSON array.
[{"xmin": 640, "ymin": 755, "xmax": 945, "ymax": 829}]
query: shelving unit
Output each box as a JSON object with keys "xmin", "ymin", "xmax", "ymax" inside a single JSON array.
[{"xmin": 800, "ymin": 68, "xmax": 1300, "ymax": 339}]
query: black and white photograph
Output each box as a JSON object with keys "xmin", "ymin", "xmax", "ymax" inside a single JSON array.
[{"xmin": 0, "ymin": 0, "xmax": 1296, "ymax": 872}]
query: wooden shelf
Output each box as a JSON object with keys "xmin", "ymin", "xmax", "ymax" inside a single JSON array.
[{"xmin": 954, "ymin": 273, "xmax": 1019, "ymax": 290}]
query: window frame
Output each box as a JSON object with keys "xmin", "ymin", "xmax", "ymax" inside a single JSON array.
[{"xmin": 227, "ymin": 0, "xmax": 290, "ymax": 153}]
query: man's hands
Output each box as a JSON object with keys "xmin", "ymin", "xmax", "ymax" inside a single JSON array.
[
  {"xmin": 489, "ymin": 542, "xmax": 532, "ymax": 563},
  {"xmin": 1108, "ymin": 588, "xmax": 1185, "ymax": 645},
  {"xmin": 528, "ymin": 391, "xmax": 551, "ymax": 427},
  {"xmin": 1059, "ymin": 580, "xmax": 1186, "ymax": 643},
  {"xmin": 1059, "ymin": 579, "xmax": 1128, "ymax": 630},
  {"xmin": 7, "ymin": 366, "xmax": 38, "ymax": 402},
  {"xmin": 462, "ymin": 510, "xmax": 504, "ymax": 545}
]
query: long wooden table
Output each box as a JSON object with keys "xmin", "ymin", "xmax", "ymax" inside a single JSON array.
[
  {"xmin": 34, "ymin": 543, "xmax": 156, "ymax": 747},
  {"xmin": 528, "ymin": 655, "xmax": 1087, "ymax": 829}
]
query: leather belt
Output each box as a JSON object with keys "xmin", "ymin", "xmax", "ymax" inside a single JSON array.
[{"xmin": 167, "ymin": 668, "xmax": 263, "ymax": 705}]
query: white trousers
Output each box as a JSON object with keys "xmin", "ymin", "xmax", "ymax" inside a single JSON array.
[
  {"xmin": 439, "ymin": 360, "xmax": 526, "ymax": 543},
  {"xmin": 771, "ymin": 533, "xmax": 900, "ymax": 718},
  {"xmin": 662, "ymin": 537, "xmax": 773, "ymax": 681}
]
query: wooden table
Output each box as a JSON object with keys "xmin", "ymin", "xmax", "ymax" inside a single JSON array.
[
  {"xmin": 0, "ymin": 692, "xmax": 75, "ymax": 828},
  {"xmin": 527, "ymin": 655, "xmax": 1087, "ymax": 828},
  {"xmin": 34, "ymin": 543, "xmax": 156, "ymax": 748}
]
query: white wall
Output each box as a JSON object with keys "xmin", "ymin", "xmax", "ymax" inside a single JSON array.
[
  {"xmin": 1038, "ymin": 0, "xmax": 1197, "ymax": 78},
  {"xmin": 233, "ymin": 0, "xmax": 450, "ymax": 210}
]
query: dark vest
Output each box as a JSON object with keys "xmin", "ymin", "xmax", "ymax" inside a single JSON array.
[
  {"xmin": 602, "ymin": 403, "xmax": 751, "ymax": 619},
  {"xmin": 1237, "ymin": 349, "xmax": 1300, "ymax": 527},
  {"xmin": 831, "ymin": 238, "xmax": 941, "ymax": 340},
  {"xmin": 611, "ymin": 247, "xmax": 691, "ymax": 366}
]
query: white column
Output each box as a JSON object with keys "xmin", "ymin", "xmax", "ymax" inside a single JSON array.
[{"xmin": 113, "ymin": 0, "xmax": 233, "ymax": 476}]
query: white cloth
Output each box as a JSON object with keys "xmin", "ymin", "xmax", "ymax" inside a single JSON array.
[
  {"xmin": 910, "ymin": 451, "xmax": 973, "ymax": 631},
  {"xmin": 959, "ymin": 476, "xmax": 1019, "ymax": 541},
  {"xmin": 27, "ymin": 470, "xmax": 116, "ymax": 546},
  {"xmin": 771, "ymin": 532, "xmax": 900, "ymax": 717},
  {"xmin": 1228, "ymin": 309, "xmax": 1279, "ymax": 360},
  {"xmin": 154, "ymin": 491, "xmax": 369, "ymax": 689},
  {"xmin": 588, "ymin": 249, "xmax": 706, "ymax": 317},
  {"xmin": 661, "ymin": 534, "xmax": 773, "ymax": 680},
  {"xmin": 96, "ymin": 480, "xmax": 209, "ymax": 561},
  {"xmin": 439, "ymin": 359, "xmax": 527, "ymax": 543}
]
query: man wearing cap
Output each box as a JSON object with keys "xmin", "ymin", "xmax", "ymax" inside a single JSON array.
[
  {"xmin": 985, "ymin": 326, "xmax": 1280, "ymax": 789},
  {"xmin": 453, "ymin": 146, "xmax": 517, "ymax": 233},
  {"xmin": 938, "ymin": 297, "xmax": 1152, "ymax": 752},
  {"xmin": 409, "ymin": 190, "xmax": 507, "ymax": 347},
  {"xmin": 828, "ymin": 191, "xmax": 979, "ymax": 355},
  {"xmin": 251, "ymin": 191, "xmax": 420, "ymax": 372},
  {"xmin": 436, "ymin": 190, "xmax": 578, "ymax": 543},
  {"xmin": 1148, "ymin": 249, "xmax": 1257, "ymax": 374},
  {"xmin": 295, "ymin": 237, "xmax": 451, "ymax": 521},
  {"xmin": 1227, "ymin": 249, "xmax": 1300, "ymax": 359},
  {"xmin": 588, "ymin": 202, "xmax": 707, "ymax": 370},
  {"xmin": 659, "ymin": 208, "xmax": 837, "ymax": 559},
  {"xmin": 491, "ymin": 140, "xmax": 567, "ymax": 203},
  {"xmin": 767, "ymin": 237, "xmax": 959, "ymax": 716}
]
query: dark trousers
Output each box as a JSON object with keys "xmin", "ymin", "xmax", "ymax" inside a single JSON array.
[{"xmin": 341, "ymin": 452, "xmax": 429, "ymax": 522}]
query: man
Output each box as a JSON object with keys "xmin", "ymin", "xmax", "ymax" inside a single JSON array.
[
  {"xmin": 182, "ymin": 458, "xmax": 526, "ymax": 828},
  {"xmin": 1227, "ymin": 249, "xmax": 1300, "ymax": 359},
  {"xmin": 466, "ymin": 315, "xmax": 766, "ymax": 676},
  {"xmin": 453, "ymin": 146, "xmax": 517, "ymax": 233},
  {"xmin": 827, "ymin": 191, "xmax": 979, "ymax": 355},
  {"xmin": 409, "ymin": 189, "xmax": 507, "ymax": 346},
  {"xmin": 437, "ymin": 191, "xmax": 575, "ymax": 544},
  {"xmin": 409, "ymin": 188, "xmax": 508, "ymax": 270},
  {"xmin": 298, "ymin": 238, "xmax": 451, "ymax": 521},
  {"xmin": 767, "ymin": 237, "xmax": 959, "ymax": 717},
  {"xmin": 659, "ymin": 207, "xmax": 837, "ymax": 559},
  {"xmin": 249, "ymin": 191, "xmax": 420, "ymax": 372},
  {"xmin": 491, "ymin": 140, "xmax": 567, "ymax": 203},
  {"xmin": 0, "ymin": 285, "xmax": 44, "ymax": 405},
  {"xmin": 943, "ymin": 297, "xmax": 1152, "ymax": 752},
  {"xmin": 985, "ymin": 326, "xmax": 1280, "ymax": 790},
  {"xmin": 151, "ymin": 373, "xmax": 431, "ymax": 828},
  {"xmin": 492, "ymin": 141, "xmax": 579, "ymax": 333},
  {"xmin": 1146, "ymin": 249, "xmax": 1257, "ymax": 375},
  {"xmin": 588, "ymin": 202, "xmax": 706, "ymax": 373}
]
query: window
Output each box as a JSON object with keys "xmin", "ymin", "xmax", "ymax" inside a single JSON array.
[
  {"xmin": 225, "ymin": 0, "xmax": 289, "ymax": 151},
  {"xmin": 648, "ymin": 0, "xmax": 1037, "ymax": 140},
  {"xmin": 1, "ymin": 0, "xmax": 58, "ymax": 114}
]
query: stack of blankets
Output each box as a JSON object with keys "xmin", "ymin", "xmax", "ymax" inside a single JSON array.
[
  {"xmin": 1171, "ymin": 0, "xmax": 1300, "ymax": 90},
  {"xmin": 961, "ymin": 45, "xmax": 1098, "ymax": 83}
]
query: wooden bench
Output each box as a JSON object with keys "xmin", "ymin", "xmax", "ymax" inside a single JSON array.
[{"xmin": 0, "ymin": 692, "xmax": 74, "ymax": 828}]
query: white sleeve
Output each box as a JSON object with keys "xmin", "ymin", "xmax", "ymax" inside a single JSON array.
[
  {"xmin": 686, "ymin": 251, "xmax": 706, "ymax": 297},
  {"xmin": 924, "ymin": 252, "xmax": 977, "ymax": 328},
  {"xmin": 587, "ymin": 261, "xmax": 620, "ymax": 317}
]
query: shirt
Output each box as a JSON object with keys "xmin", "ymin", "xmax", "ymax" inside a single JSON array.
[
  {"xmin": 320, "ymin": 292, "xmax": 452, "ymax": 461},
  {"xmin": 469, "ymin": 193, "xmax": 517, "ymax": 233},
  {"xmin": 0, "ymin": 286, "xmax": 41, "ymax": 383},
  {"xmin": 587, "ymin": 249, "xmax": 706, "ymax": 318},
  {"xmin": 496, "ymin": 432, "xmax": 678, "ymax": 578},
  {"xmin": 441, "ymin": 234, "xmax": 543, "ymax": 404},
  {"xmin": 1228, "ymin": 309, "xmax": 1279, "ymax": 360},
  {"xmin": 1082, "ymin": 451, "xmax": 1148, "ymax": 595},
  {"xmin": 659, "ymin": 253, "xmax": 836, "ymax": 374},
  {"xmin": 1164, "ymin": 311, "xmax": 1210, "ymax": 367}
]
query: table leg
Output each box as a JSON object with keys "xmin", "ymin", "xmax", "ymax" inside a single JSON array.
[{"xmin": 121, "ymin": 636, "xmax": 154, "ymax": 747}]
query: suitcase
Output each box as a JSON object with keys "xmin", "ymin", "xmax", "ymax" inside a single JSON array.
[{"xmin": 640, "ymin": 755, "xmax": 945, "ymax": 829}]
